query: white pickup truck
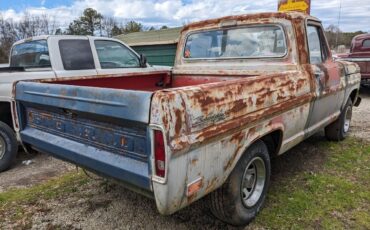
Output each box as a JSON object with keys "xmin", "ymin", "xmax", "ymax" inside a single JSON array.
[{"xmin": 0, "ymin": 35, "xmax": 166, "ymax": 172}]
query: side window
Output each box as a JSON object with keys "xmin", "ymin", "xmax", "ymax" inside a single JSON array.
[
  {"xmin": 59, "ymin": 40, "xmax": 95, "ymax": 70},
  {"xmin": 10, "ymin": 40, "xmax": 51, "ymax": 68},
  {"xmin": 94, "ymin": 40, "xmax": 140, "ymax": 69},
  {"xmin": 363, "ymin": 39, "xmax": 370, "ymax": 48},
  {"xmin": 307, "ymin": 26, "xmax": 323, "ymax": 64}
]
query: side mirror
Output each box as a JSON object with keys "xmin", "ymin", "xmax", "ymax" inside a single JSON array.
[{"xmin": 139, "ymin": 54, "xmax": 147, "ymax": 67}]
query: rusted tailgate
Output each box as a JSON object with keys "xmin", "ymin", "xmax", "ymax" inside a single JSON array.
[{"xmin": 15, "ymin": 81, "xmax": 154, "ymax": 190}]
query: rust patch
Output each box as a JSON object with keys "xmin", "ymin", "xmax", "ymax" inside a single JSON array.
[
  {"xmin": 229, "ymin": 99, "xmax": 247, "ymax": 114},
  {"xmin": 230, "ymin": 131, "xmax": 245, "ymax": 144},
  {"xmin": 223, "ymin": 144, "xmax": 242, "ymax": 172},
  {"xmin": 182, "ymin": 12, "xmax": 314, "ymax": 32},
  {"xmin": 174, "ymin": 109, "xmax": 183, "ymax": 135}
]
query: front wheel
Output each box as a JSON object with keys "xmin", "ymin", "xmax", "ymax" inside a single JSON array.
[
  {"xmin": 0, "ymin": 121, "xmax": 18, "ymax": 172},
  {"xmin": 208, "ymin": 140, "xmax": 271, "ymax": 226},
  {"xmin": 325, "ymin": 98, "xmax": 353, "ymax": 141}
]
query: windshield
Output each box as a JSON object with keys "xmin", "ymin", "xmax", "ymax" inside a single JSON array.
[
  {"xmin": 95, "ymin": 40, "xmax": 140, "ymax": 69},
  {"xmin": 10, "ymin": 40, "xmax": 51, "ymax": 68},
  {"xmin": 184, "ymin": 25, "xmax": 286, "ymax": 59}
]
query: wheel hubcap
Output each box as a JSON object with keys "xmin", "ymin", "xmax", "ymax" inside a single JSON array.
[
  {"xmin": 0, "ymin": 135, "xmax": 6, "ymax": 160},
  {"xmin": 343, "ymin": 105, "xmax": 352, "ymax": 133},
  {"xmin": 241, "ymin": 157, "xmax": 266, "ymax": 208}
]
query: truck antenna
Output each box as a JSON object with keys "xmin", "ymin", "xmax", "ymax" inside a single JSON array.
[{"xmin": 335, "ymin": 0, "xmax": 342, "ymax": 50}]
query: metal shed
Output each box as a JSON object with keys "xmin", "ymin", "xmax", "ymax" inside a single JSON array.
[{"xmin": 115, "ymin": 27, "xmax": 182, "ymax": 66}]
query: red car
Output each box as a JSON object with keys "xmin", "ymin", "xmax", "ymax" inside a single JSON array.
[{"xmin": 338, "ymin": 34, "xmax": 370, "ymax": 85}]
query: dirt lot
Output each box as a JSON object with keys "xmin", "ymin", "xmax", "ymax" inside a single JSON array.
[{"xmin": 0, "ymin": 89, "xmax": 369, "ymax": 229}]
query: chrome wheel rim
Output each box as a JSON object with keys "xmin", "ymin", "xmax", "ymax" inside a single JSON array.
[
  {"xmin": 0, "ymin": 135, "xmax": 5, "ymax": 160},
  {"xmin": 241, "ymin": 157, "xmax": 266, "ymax": 208},
  {"xmin": 343, "ymin": 105, "xmax": 352, "ymax": 133}
]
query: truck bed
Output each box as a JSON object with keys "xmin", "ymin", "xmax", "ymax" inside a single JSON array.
[{"xmin": 15, "ymin": 71, "xmax": 243, "ymax": 191}]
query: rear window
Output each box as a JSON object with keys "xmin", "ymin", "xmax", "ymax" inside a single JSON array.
[
  {"xmin": 184, "ymin": 25, "xmax": 287, "ymax": 59},
  {"xmin": 59, "ymin": 40, "xmax": 95, "ymax": 70},
  {"xmin": 363, "ymin": 39, "xmax": 370, "ymax": 48},
  {"xmin": 10, "ymin": 40, "xmax": 51, "ymax": 68}
]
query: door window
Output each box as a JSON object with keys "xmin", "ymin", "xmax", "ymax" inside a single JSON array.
[
  {"xmin": 95, "ymin": 40, "xmax": 140, "ymax": 69},
  {"xmin": 307, "ymin": 26, "xmax": 324, "ymax": 64}
]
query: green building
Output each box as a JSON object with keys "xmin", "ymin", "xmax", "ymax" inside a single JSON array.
[{"xmin": 115, "ymin": 27, "xmax": 182, "ymax": 66}]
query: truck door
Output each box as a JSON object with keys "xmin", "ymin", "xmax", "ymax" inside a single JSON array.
[
  {"xmin": 306, "ymin": 22, "xmax": 343, "ymax": 129},
  {"xmin": 48, "ymin": 37, "xmax": 97, "ymax": 78}
]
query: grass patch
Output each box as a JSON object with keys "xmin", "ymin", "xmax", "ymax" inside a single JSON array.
[
  {"xmin": 0, "ymin": 172, "xmax": 89, "ymax": 228},
  {"xmin": 0, "ymin": 172, "xmax": 88, "ymax": 205},
  {"xmin": 252, "ymin": 137, "xmax": 370, "ymax": 229}
]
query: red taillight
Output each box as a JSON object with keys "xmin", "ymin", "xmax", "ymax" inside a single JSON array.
[{"xmin": 154, "ymin": 130, "xmax": 166, "ymax": 178}]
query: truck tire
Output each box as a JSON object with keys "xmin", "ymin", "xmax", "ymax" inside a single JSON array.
[
  {"xmin": 208, "ymin": 140, "xmax": 271, "ymax": 226},
  {"xmin": 0, "ymin": 121, "xmax": 18, "ymax": 172},
  {"xmin": 325, "ymin": 98, "xmax": 353, "ymax": 141}
]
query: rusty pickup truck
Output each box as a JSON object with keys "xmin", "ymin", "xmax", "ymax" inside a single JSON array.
[
  {"xmin": 337, "ymin": 34, "xmax": 370, "ymax": 85},
  {"xmin": 14, "ymin": 12, "xmax": 361, "ymax": 225}
]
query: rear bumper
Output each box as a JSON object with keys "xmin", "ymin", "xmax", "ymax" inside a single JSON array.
[{"xmin": 21, "ymin": 128, "xmax": 152, "ymax": 191}]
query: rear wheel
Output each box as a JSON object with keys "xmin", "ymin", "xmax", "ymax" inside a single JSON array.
[
  {"xmin": 325, "ymin": 98, "xmax": 353, "ymax": 141},
  {"xmin": 0, "ymin": 121, "xmax": 18, "ymax": 172},
  {"xmin": 208, "ymin": 140, "xmax": 271, "ymax": 226}
]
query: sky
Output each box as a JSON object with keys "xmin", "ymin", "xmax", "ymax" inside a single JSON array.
[{"xmin": 0, "ymin": 0, "xmax": 369, "ymax": 32}]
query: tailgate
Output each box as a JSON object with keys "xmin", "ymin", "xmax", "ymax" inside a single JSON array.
[{"xmin": 15, "ymin": 82, "xmax": 154, "ymax": 190}]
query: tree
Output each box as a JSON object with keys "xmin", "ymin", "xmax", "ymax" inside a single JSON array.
[
  {"xmin": 0, "ymin": 16, "xmax": 17, "ymax": 62},
  {"xmin": 160, "ymin": 25, "xmax": 169, "ymax": 30},
  {"xmin": 54, "ymin": 28, "xmax": 63, "ymax": 35},
  {"xmin": 102, "ymin": 17, "xmax": 124, "ymax": 37},
  {"xmin": 325, "ymin": 24, "xmax": 341, "ymax": 49},
  {"xmin": 123, "ymin": 21, "xmax": 143, "ymax": 33},
  {"xmin": 111, "ymin": 25, "xmax": 124, "ymax": 36},
  {"xmin": 0, "ymin": 12, "xmax": 57, "ymax": 62},
  {"xmin": 325, "ymin": 24, "xmax": 366, "ymax": 50},
  {"xmin": 66, "ymin": 8, "xmax": 103, "ymax": 35}
]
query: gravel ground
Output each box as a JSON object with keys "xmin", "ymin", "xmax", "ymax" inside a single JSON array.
[
  {"xmin": 0, "ymin": 152, "xmax": 74, "ymax": 193},
  {"xmin": 351, "ymin": 87, "xmax": 370, "ymax": 140},
  {"xmin": 0, "ymin": 88, "xmax": 369, "ymax": 229}
]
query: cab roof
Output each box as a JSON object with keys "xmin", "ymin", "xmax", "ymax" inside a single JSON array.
[
  {"xmin": 353, "ymin": 33, "xmax": 370, "ymax": 41},
  {"xmin": 12, "ymin": 35, "xmax": 121, "ymax": 46},
  {"xmin": 182, "ymin": 12, "xmax": 319, "ymax": 32}
]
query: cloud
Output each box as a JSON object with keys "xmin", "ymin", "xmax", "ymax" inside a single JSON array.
[{"xmin": 0, "ymin": 0, "xmax": 369, "ymax": 32}]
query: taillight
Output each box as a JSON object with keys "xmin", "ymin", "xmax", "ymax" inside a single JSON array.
[{"xmin": 154, "ymin": 130, "xmax": 166, "ymax": 178}]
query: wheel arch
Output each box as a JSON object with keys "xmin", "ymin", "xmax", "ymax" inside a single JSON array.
[
  {"xmin": 0, "ymin": 101, "xmax": 13, "ymax": 129},
  {"xmin": 225, "ymin": 127, "xmax": 284, "ymax": 178},
  {"xmin": 348, "ymin": 89, "xmax": 360, "ymax": 107},
  {"xmin": 260, "ymin": 129, "xmax": 284, "ymax": 158}
]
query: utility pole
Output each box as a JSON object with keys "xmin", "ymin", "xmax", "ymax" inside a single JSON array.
[{"xmin": 335, "ymin": 0, "xmax": 343, "ymax": 50}]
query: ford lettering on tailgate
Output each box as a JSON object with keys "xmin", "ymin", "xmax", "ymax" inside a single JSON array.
[{"xmin": 26, "ymin": 107, "xmax": 148, "ymax": 161}]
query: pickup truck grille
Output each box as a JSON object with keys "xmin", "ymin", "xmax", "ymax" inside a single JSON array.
[{"xmin": 26, "ymin": 107, "xmax": 149, "ymax": 161}]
